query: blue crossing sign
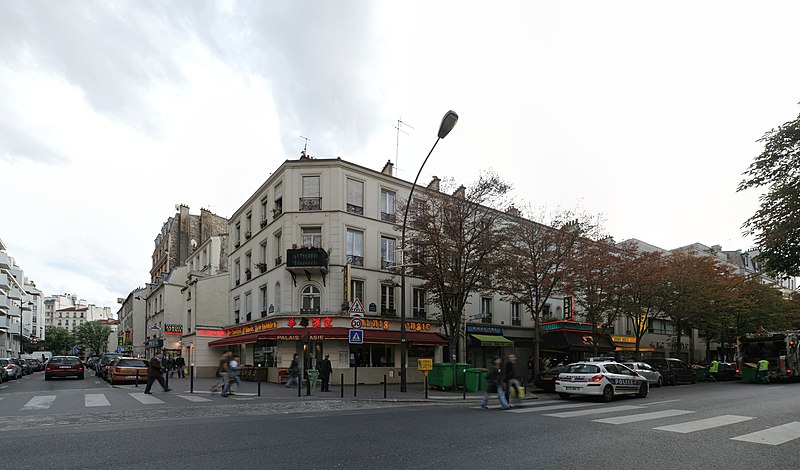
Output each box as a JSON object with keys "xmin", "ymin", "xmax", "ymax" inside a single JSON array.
[{"xmin": 348, "ymin": 329, "xmax": 364, "ymax": 344}]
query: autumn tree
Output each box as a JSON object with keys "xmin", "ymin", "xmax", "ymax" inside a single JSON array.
[
  {"xmin": 616, "ymin": 247, "xmax": 665, "ymax": 359},
  {"xmin": 401, "ymin": 172, "xmax": 511, "ymax": 381}
]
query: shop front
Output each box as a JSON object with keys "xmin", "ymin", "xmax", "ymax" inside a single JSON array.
[
  {"xmin": 611, "ymin": 334, "xmax": 656, "ymax": 361},
  {"xmin": 539, "ymin": 320, "xmax": 615, "ymax": 364},
  {"xmin": 465, "ymin": 324, "xmax": 515, "ymax": 368}
]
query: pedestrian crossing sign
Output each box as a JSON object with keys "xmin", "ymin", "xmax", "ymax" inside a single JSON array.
[
  {"xmin": 349, "ymin": 329, "xmax": 364, "ymax": 344},
  {"xmin": 348, "ymin": 298, "xmax": 365, "ymax": 317}
]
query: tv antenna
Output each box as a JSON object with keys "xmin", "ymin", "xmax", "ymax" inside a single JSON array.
[
  {"xmin": 300, "ymin": 135, "xmax": 311, "ymax": 157},
  {"xmin": 393, "ymin": 119, "xmax": 413, "ymax": 176}
]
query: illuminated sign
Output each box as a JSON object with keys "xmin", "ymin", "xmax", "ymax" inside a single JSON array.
[
  {"xmin": 361, "ymin": 319, "xmax": 390, "ymax": 330},
  {"xmin": 197, "ymin": 329, "xmax": 226, "ymax": 337},
  {"xmin": 417, "ymin": 358, "xmax": 433, "ymax": 371},
  {"xmin": 611, "ymin": 335, "xmax": 636, "ymax": 344},
  {"xmin": 164, "ymin": 324, "xmax": 183, "ymax": 335},
  {"xmin": 276, "ymin": 335, "xmax": 326, "ymax": 341},
  {"xmin": 227, "ymin": 320, "xmax": 279, "ymax": 336},
  {"xmin": 406, "ymin": 322, "xmax": 432, "ymax": 332},
  {"xmin": 287, "ymin": 317, "xmax": 333, "ymax": 328}
]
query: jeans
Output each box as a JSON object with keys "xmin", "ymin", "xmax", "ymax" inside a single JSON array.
[
  {"xmin": 286, "ymin": 373, "xmax": 299, "ymax": 387},
  {"xmin": 222, "ymin": 375, "xmax": 241, "ymax": 396},
  {"xmin": 504, "ymin": 378, "xmax": 522, "ymax": 403},
  {"xmin": 480, "ymin": 383, "xmax": 510, "ymax": 409},
  {"xmin": 177, "ymin": 366, "xmax": 185, "ymax": 378}
]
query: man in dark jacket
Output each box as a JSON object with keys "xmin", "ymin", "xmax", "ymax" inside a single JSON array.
[
  {"xmin": 503, "ymin": 354, "xmax": 522, "ymax": 404},
  {"xmin": 318, "ymin": 354, "xmax": 333, "ymax": 392},
  {"xmin": 144, "ymin": 351, "xmax": 171, "ymax": 394}
]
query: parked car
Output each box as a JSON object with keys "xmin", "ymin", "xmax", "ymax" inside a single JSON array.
[
  {"xmin": 556, "ymin": 361, "xmax": 649, "ymax": 402},
  {"xmin": 25, "ymin": 358, "xmax": 42, "ymax": 372},
  {"xmin": 0, "ymin": 358, "xmax": 23, "ymax": 380},
  {"xmin": 622, "ymin": 362, "xmax": 663, "ymax": 387},
  {"xmin": 643, "ymin": 357, "xmax": 696, "ymax": 385},
  {"xmin": 14, "ymin": 358, "xmax": 32, "ymax": 375},
  {"xmin": 44, "ymin": 356, "xmax": 85, "ymax": 380},
  {"xmin": 534, "ymin": 366, "xmax": 567, "ymax": 392},
  {"xmin": 85, "ymin": 356, "xmax": 99, "ymax": 369},
  {"xmin": 95, "ymin": 353, "xmax": 124, "ymax": 380},
  {"xmin": 106, "ymin": 357, "xmax": 149, "ymax": 385}
]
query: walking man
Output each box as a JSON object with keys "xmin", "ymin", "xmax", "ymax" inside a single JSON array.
[
  {"xmin": 211, "ymin": 351, "xmax": 232, "ymax": 394},
  {"xmin": 286, "ymin": 353, "xmax": 300, "ymax": 388},
  {"xmin": 222, "ymin": 355, "xmax": 241, "ymax": 397},
  {"xmin": 503, "ymin": 354, "xmax": 522, "ymax": 404},
  {"xmin": 480, "ymin": 356, "xmax": 510, "ymax": 410},
  {"xmin": 175, "ymin": 356, "xmax": 186, "ymax": 378},
  {"xmin": 144, "ymin": 351, "xmax": 171, "ymax": 394},
  {"xmin": 318, "ymin": 354, "xmax": 332, "ymax": 392}
]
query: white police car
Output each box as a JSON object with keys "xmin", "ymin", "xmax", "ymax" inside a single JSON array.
[{"xmin": 555, "ymin": 361, "xmax": 649, "ymax": 402}]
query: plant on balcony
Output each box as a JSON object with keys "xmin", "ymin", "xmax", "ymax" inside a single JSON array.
[
  {"xmin": 260, "ymin": 219, "xmax": 268, "ymax": 228},
  {"xmin": 245, "ymin": 231, "xmax": 252, "ymax": 239},
  {"xmin": 245, "ymin": 268, "xmax": 252, "ymax": 280},
  {"xmin": 255, "ymin": 262, "xmax": 267, "ymax": 273},
  {"xmin": 234, "ymin": 241, "xmax": 240, "ymax": 248}
]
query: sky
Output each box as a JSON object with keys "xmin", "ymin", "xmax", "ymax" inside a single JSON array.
[{"xmin": 2, "ymin": 1, "xmax": 799, "ymax": 310}]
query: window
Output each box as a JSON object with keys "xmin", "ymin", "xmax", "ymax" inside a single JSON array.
[
  {"xmin": 274, "ymin": 232, "xmax": 282, "ymax": 265},
  {"xmin": 380, "ymin": 236, "xmax": 396, "ymax": 270},
  {"xmin": 186, "ymin": 309, "xmax": 192, "ymax": 333},
  {"xmin": 234, "ymin": 297, "xmax": 240, "ymax": 324},
  {"xmin": 245, "ymin": 292, "xmax": 252, "ymax": 322},
  {"xmin": 234, "ymin": 223, "xmax": 241, "ymax": 247},
  {"xmin": 260, "ymin": 286, "xmax": 268, "ymax": 317},
  {"xmin": 380, "ymin": 189, "xmax": 396, "ymax": 222},
  {"xmin": 274, "ymin": 282, "xmax": 281, "ymax": 313},
  {"xmin": 245, "ymin": 252, "xmax": 252, "ymax": 273},
  {"xmin": 347, "ymin": 178, "xmax": 364, "ymax": 215},
  {"xmin": 381, "ymin": 284, "xmax": 395, "ymax": 316},
  {"xmin": 273, "ymin": 182, "xmax": 283, "ymax": 217},
  {"xmin": 300, "ymin": 175, "xmax": 321, "ymax": 211},
  {"xmin": 245, "ymin": 212, "xmax": 252, "ymax": 237},
  {"xmin": 346, "ymin": 229, "xmax": 364, "ymax": 266},
  {"xmin": 260, "ymin": 197, "xmax": 269, "ymax": 224},
  {"xmin": 350, "ymin": 345, "xmax": 395, "ymax": 367},
  {"xmin": 301, "ymin": 226, "xmax": 322, "ymax": 248},
  {"xmin": 511, "ymin": 302, "xmax": 521, "ymax": 326},
  {"xmin": 350, "ymin": 279, "xmax": 364, "ymax": 304},
  {"xmin": 301, "ymin": 285, "xmax": 321, "ymax": 314},
  {"xmin": 412, "ymin": 288, "xmax": 426, "ymax": 320},
  {"xmin": 481, "ymin": 297, "xmax": 493, "ymax": 323},
  {"xmin": 542, "ymin": 303, "xmax": 552, "ymax": 319},
  {"xmin": 260, "ymin": 242, "xmax": 268, "ymax": 268},
  {"xmin": 234, "ymin": 259, "xmax": 241, "ymax": 284}
]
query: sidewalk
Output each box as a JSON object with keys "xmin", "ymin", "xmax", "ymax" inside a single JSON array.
[{"xmin": 154, "ymin": 375, "xmax": 544, "ymax": 403}]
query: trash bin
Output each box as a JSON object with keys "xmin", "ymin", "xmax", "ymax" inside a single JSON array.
[
  {"xmin": 307, "ymin": 369, "xmax": 319, "ymax": 392},
  {"xmin": 740, "ymin": 367, "xmax": 757, "ymax": 383},
  {"xmin": 694, "ymin": 368, "xmax": 706, "ymax": 382},
  {"xmin": 428, "ymin": 363, "xmax": 454, "ymax": 389},
  {"xmin": 456, "ymin": 363, "xmax": 470, "ymax": 386},
  {"xmin": 465, "ymin": 368, "xmax": 488, "ymax": 393}
]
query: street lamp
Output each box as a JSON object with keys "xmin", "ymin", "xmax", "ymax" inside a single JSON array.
[
  {"xmin": 400, "ymin": 110, "xmax": 459, "ymax": 393},
  {"xmin": 19, "ymin": 300, "xmax": 33, "ymax": 357}
]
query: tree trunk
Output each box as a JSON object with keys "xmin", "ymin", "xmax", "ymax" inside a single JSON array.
[{"xmin": 533, "ymin": 316, "xmax": 541, "ymax": 381}]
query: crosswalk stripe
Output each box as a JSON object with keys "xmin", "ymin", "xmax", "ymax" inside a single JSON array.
[
  {"xmin": 731, "ymin": 422, "xmax": 800, "ymax": 446},
  {"xmin": 507, "ymin": 403, "xmax": 596, "ymax": 414},
  {"xmin": 544, "ymin": 405, "xmax": 644, "ymax": 418},
  {"xmin": 178, "ymin": 395, "xmax": 211, "ymax": 403},
  {"xmin": 594, "ymin": 409, "xmax": 695, "ymax": 424},
  {"xmin": 474, "ymin": 400, "xmax": 559, "ymax": 410},
  {"xmin": 655, "ymin": 415, "xmax": 754, "ymax": 433},
  {"xmin": 129, "ymin": 393, "xmax": 164, "ymax": 404},
  {"xmin": 85, "ymin": 394, "xmax": 111, "ymax": 407},
  {"xmin": 22, "ymin": 395, "xmax": 56, "ymax": 410}
]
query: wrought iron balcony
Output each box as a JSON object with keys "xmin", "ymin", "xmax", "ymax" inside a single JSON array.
[
  {"xmin": 299, "ymin": 197, "xmax": 322, "ymax": 211},
  {"xmin": 380, "ymin": 211, "xmax": 396, "ymax": 223},
  {"xmin": 286, "ymin": 248, "xmax": 329, "ymax": 274},
  {"xmin": 347, "ymin": 204, "xmax": 363, "ymax": 215},
  {"xmin": 347, "ymin": 255, "xmax": 364, "ymax": 266}
]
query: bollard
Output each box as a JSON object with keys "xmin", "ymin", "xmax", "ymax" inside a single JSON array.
[
  {"xmin": 384, "ymin": 375, "xmax": 387, "ymax": 399},
  {"xmin": 463, "ymin": 369, "xmax": 467, "ymax": 400},
  {"xmin": 341, "ymin": 373, "xmax": 344, "ymax": 398},
  {"xmin": 164, "ymin": 371, "xmax": 169, "ymax": 391},
  {"xmin": 354, "ymin": 365, "xmax": 358, "ymax": 397},
  {"xmin": 258, "ymin": 365, "xmax": 262, "ymax": 397},
  {"xmin": 425, "ymin": 375, "xmax": 428, "ymax": 399},
  {"xmin": 135, "ymin": 369, "xmax": 139, "ymax": 388},
  {"xmin": 190, "ymin": 364, "xmax": 194, "ymax": 394},
  {"xmin": 297, "ymin": 369, "xmax": 301, "ymax": 397}
]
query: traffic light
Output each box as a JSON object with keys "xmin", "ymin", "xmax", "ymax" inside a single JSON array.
[{"xmin": 563, "ymin": 296, "xmax": 573, "ymax": 319}]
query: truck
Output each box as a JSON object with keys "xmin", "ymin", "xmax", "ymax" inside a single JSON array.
[{"xmin": 737, "ymin": 331, "xmax": 800, "ymax": 382}]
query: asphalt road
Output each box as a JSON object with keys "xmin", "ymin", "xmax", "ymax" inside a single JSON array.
[{"xmin": 2, "ymin": 374, "xmax": 799, "ymax": 470}]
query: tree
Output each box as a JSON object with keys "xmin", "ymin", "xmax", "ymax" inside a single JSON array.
[
  {"xmin": 401, "ymin": 172, "xmax": 511, "ymax": 383},
  {"xmin": 616, "ymin": 247, "xmax": 665, "ymax": 360},
  {"xmin": 739, "ymin": 110, "xmax": 800, "ymax": 276},
  {"xmin": 74, "ymin": 321, "xmax": 112, "ymax": 356},
  {"xmin": 44, "ymin": 327, "xmax": 73, "ymax": 355}
]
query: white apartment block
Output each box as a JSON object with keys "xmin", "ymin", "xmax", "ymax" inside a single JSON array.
[{"xmin": 0, "ymin": 238, "xmax": 44, "ymax": 357}]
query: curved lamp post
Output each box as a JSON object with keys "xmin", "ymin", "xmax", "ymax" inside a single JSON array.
[
  {"xmin": 19, "ymin": 300, "xmax": 33, "ymax": 357},
  {"xmin": 400, "ymin": 110, "xmax": 459, "ymax": 393}
]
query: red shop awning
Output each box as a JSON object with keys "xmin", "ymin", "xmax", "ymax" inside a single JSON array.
[
  {"xmin": 363, "ymin": 330, "xmax": 449, "ymax": 346},
  {"xmin": 208, "ymin": 331, "xmax": 262, "ymax": 347}
]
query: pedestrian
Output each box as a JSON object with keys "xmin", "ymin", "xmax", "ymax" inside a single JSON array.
[
  {"xmin": 175, "ymin": 356, "xmax": 186, "ymax": 378},
  {"xmin": 222, "ymin": 355, "xmax": 241, "ymax": 397},
  {"xmin": 757, "ymin": 358, "xmax": 770, "ymax": 384},
  {"xmin": 318, "ymin": 354, "xmax": 332, "ymax": 392},
  {"xmin": 167, "ymin": 355, "xmax": 176, "ymax": 379},
  {"xmin": 527, "ymin": 355, "xmax": 535, "ymax": 384},
  {"xmin": 504, "ymin": 354, "xmax": 523, "ymax": 404},
  {"xmin": 480, "ymin": 356, "xmax": 510, "ymax": 410},
  {"xmin": 285, "ymin": 353, "xmax": 300, "ymax": 388},
  {"xmin": 707, "ymin": 358, "xmax": 719, "ymax": 382},
  {"xmin": 144, "ymin": 351, "xmax": 171, "ymax": 394},
  {"xmin": 211, "ymin": 351, "xmax": 233, "ymax": 394}
]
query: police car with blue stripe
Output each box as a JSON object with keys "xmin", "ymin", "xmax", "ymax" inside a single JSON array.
[{"xmin": 555, "ymin": 361, "xmax": 649, "ymax": 402}]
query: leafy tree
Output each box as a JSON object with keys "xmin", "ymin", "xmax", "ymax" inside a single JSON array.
[
  {"xmin": 616, "ymin": 247, "xmax": 666, "ymax": 360},
  {"xmin": 739, "ymin": 110, "xmax": 800, "ymax": 276},
  {"xmin": 74, "ymin": 321, "xmax": 112, "ymax": 356},
  {"xmin": 44, "ymin": 327, "xmax": 73, "ymax": 355}
]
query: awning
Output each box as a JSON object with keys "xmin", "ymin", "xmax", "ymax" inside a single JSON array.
[
  {"xmin": 258, "ymin": 327, "xmax": 350, "ymax": 340},
  {"xmin": 541, "ymin": 331, "xmax": 614, "ymax": 352},
  {"xmin": 208, "ymin": 327, "xmax": 449, "ymax": 346},
  {"xmin": 471, "ymin": 334, "xmax": 514, "ymax": 347},
  {"xmin": 364, "ymin": 330, "xmax": 449, "ymax": 346},
  {"xmin": 208, "ymin": 332, "xmax": 262, "ymax": 347}
]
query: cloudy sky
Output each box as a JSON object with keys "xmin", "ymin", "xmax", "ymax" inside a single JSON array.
[{"xmin": 2, "ymin": 1, "xmax": 799, "ymax": 309}]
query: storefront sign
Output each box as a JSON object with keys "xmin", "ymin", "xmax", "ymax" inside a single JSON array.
[
  {"xmin": 197, "ymin": 329, "xmax": 226, "ymax": 337},
  {"xmin": 466, "ymin": 325, "xmax": 503, "ymax": 335},
  {"xmin": 164, "ymin": 324, "xmax": 183, "ymax": 335},
  {"xmin": 406, "ymin": 321, "xmax": 432, "ymax": 332},
  {"xmin": 611, "ymin": 335, "xmax": 636, "ymax": 344},
  {"xmin": 287, "ymin": 317, "xmax": 334, "ymax": 328},
  {"xmin": 276, "ymin": 334, "xmax": 326, "ymax": 341},
  {"xmin": 227, "ymin": 320, "xmax": 279, "ymax": 336},
  {"xmin": 361, "ymin": 318, "xmax": 390, "ymax": 330}
]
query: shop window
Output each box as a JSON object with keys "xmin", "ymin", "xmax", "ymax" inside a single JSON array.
[{"xmin": 349, "ymin": 345, "xmax": 395, "ymax": 367}]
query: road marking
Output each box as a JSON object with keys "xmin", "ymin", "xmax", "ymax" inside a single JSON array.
[
  {"xmin": 731, "ymin": 422, "xmax": 800, "ymax": 446},
  {"xmin": 177, "ymin": 395, "xmax": 211, "ymax": 403},
  {"xmin": 85, "ymin": 394, "xmax": 111, "ymax": 407},
  {"xmin": 545, "ymin": 405, "xmax": 644, "ymax": 418},
  {"xmin": 507, "ymin": 403, "xmax": 596, "ymax": 413},
  {"xmin": 655, "ymin": 415, "xmax": 754, "ymax": 433},
  {"xmin": 594, "ymin": 409, "xmax": 695, "ymax": 424},
  {"xmin": 22, "ymin": 395, "xmax": 57, "ymax": 410},
  {"xmin": 474, "ymin": 400, "xmax": 558, "ymax": 410},
  {"xmin": 129, "ymin": 393, "xmax": 165, "ymax": 404},
  {"xmin": 642, "ymin": 399, "xmax": 681, "ymax": 407}
]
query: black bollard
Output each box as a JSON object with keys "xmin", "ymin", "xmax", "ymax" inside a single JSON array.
[
  {"xmin": 340, "ymin": 373, "xmax": 344, "ymax": 398},
  {"xmin": 425, "ymin": 375, "xmax": 428, "ymax": 399},
  {"xmin": 384, "ymin": 375, "xmax": 387, "ymax": 399},
  {"xmin": 164, "ymin": 371, "xmax": 169, "ymax": 391},
  {"xmin": 297, "ymin": 369, "xmax": 301, "ymax": 397},
  {"xmin": 463, "ymin": 369, "xmax": 467, "ymax": 400},
  {"xmin": 190, "ymin": 364, "xmax": 194, "ymax": 394},
  {"xmin": 258, "ymin": 365, "xmax": 262, "ymax": 397},
  {"xmin": 135, "ymin": 369, "xmax": 138, "ymax": 388},
  {"xmin": 354, "ymin": 365, "xmax": 358, "ymax": 397}
]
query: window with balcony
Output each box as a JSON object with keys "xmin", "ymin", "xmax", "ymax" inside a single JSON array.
[
  {"xmin": 301, "ymin": 285, "xmax": 321, "ymax": 314},
  {"xmin": 260, "ymin": 286, "xmax": 268, "ymax": 317},
  {"xmin": 301, "ymin": 226, "xmax": 322, "ymax": 248},
  {"xmin": 347, "ymin": 178, "xmax": 364, "ymax": 215},
  {"xmin": 234, "ymin": 259, "xmax": 241, "ymax": 285},
  {"xmin": 273, "ymin": 182, "xmax": 283, "ymax": 218},
  {"xmin": 274, "ymin": 232, "xmax": 282, "ymax": 265},
  {"xmin": 346, "ymin": 229, "xmax": 364, "ymax": 266},
  {"xmin": 245, "ymin": 252, "xmax": 252, "ymax": 280},
  {"xmin": 380, "ymin": 236, "xmax": 396, "ymax": 270},
  {"xmin": 300, "ymin": 175, "xmax": 321, "ymax": 211},
  {"xmin": 350, "ymin": 279, "xmax": 364, "ymax": 304},
  {"xmin": 245, "ymin": 291, "xmax": 252, "ymax": 322},
  {"xmin": 481, "ymin": 297, "xmax": 493, "ymax": 323},
  {"xmin": 412, "ymin": 288, "xmax": 427, "ymax": 320},
  {"xmin": 380, "ymin": 189, "xmax": 396, "ymax": 222},
  {"xmin": 245, "ymin": 212, "xmax": 252, "ymax": 238},
  {"xmin": 511, "ymin": 302, "xmax": 521, "ymax": 326},
  {"xmin": 260, "ymin": 196, "xmax": 269, "ymax": 227},
  {"xmin": 381, "ymin": 284, "xmax": 396, "ymax": 316}
]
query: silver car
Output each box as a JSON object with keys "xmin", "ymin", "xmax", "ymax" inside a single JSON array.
[
  {"xmin": 623, "ymin": 362, "xmax": 663, "ymax": 387},
  {"xmin": 0, "ymin": 358, "xmax": 23, "ymax": 380}
]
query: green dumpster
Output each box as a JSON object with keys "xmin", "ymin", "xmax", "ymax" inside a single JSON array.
[
  {"xmin": 456, "ymin": 363, "xmax": 470, "ymax": 386},
  {"xmin": 306, "ymin": 369, "xmax": 319, "ymax": 393},
  {"xmin": 740, "ymin": 367, "xmax": 757, "ymax": 383},
  {"xmin": 428, "ymin": 363, "xmax": 454, "ymax": 389},
  {"xmin": 465, "ymin": 368, "xmax": 488, "ymax": 393},
  {"xmin": 694, "ymin": 368, "xmax": 706, "ymax": 382}
]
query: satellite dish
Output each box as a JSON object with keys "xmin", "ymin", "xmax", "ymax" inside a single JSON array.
[{"xmin": 190, "ymin": 239, "xmax": 198, "ymax": 249}]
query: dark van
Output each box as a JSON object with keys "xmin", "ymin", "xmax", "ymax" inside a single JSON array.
[{"xmin": 642, "ymin": 358, "xmax": 696, "ymax": 385}]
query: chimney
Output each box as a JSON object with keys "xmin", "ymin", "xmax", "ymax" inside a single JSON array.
[
  {"xmin": 453, "ymin": 185, "xmax": 466, "ymax": 199},
  {"xmin": 382, "ymin": 160, "xmax": 394, "ymax": 176},
  {"xmin": 427, "ymin": 176, "xmax": 440, "ymax": 192},
  {"xmin": 505, "ymin": 205, "xmax": 520, "ymax": 217}
]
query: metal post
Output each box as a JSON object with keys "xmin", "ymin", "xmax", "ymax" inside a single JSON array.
[
  {"xmin": 164, "ymin": 369, "xmax": 169, "ymax": 391},
  {"xmin": 384, "ymin": 375, "xmax": 387, "ymax": 399},
  {"xmin": 340, "ymin": 373, "xmax": 344, "ymax": 398},
  {"xmin": 135, "ymin": 369, "xmax": 139, "ymax": 388},
  {"xmin": 190, "ymin": 364, "xmax": 194, "ymax": 394},
  {"xmin": 354, "ymin": 365, "xmax": 358, "ymax": 397},
  {"xmin": 257, "ymin": 364, "xmax": 262, "ymax": 397},
  {"xmin": 463, "ymin": 369, "xmax": 467, "ymax": 400},
  {"xmin": 424, "ymin": 375, "xmax": 428, "ymax": 399},
  {"xmin": 297, "ymin": 367, "xmax": 301, "ymax": 397}
]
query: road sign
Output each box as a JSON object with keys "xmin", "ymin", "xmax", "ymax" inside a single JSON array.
[
  {"xmin": 350, "ymin": 318, "xmax": 363, "ymax": 329},
  {"xmin": 348, "ymin": 329, "xmax": 364, "ymax": 344},
  {"xmin": 116, "ymin": 347, "xmax": 124, "ymax": 353},
  {"xmin": 417, "ymin": 358, "xmax": 433, "ymax": 371},
  {"xmin": 348, "ymin": 298, "xmax": 365, "ymax": 317}
]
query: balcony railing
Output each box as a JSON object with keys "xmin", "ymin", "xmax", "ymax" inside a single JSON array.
[
  {"xmin": 347, "ymin": 255, "xmax": 364, "ymax": 267},
  {"xmin": 381, "ymin": 212, "xmax": 396, "ymax": 223},
  {"xmin": 380, "ymin": 259, "xmax": 396, "ymax": 271},
  {"xmin": 299, "ymin": 197, "xmax": 322, "ymax": 211},
  {"xmin": 412, "ymin": 310, "xmax": 426, "ymax": 320},
  {"xmin": 347, "ymin": 204, "xmax": 363, "ymax": 215},
  {"xmin": 286, "ymin": 248, "xmax": 329, "ymax": 274}
]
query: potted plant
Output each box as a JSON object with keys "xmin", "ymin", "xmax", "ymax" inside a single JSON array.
[
  {"xmin": 260, "ymin": 219, "xmax": 268, "ymax": 228},
  {"xmin": 255, "ymin": 262, "xmax": 267, "ymax": 273},
  {"xmin": 234, "ymin": 241, "xmax": 240, "ymax": 248},
  {"xmin": 245, "ymin": 268, "xmax": 252, "ymax": 280}
]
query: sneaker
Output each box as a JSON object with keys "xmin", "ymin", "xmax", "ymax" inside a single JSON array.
[
  {"xmin": 143, "ymin": 391, "xmax": 152, "ymax": 395},
  {"xmin": 480, "ymin": 405, "xmax": 488, "ymax": 409}
]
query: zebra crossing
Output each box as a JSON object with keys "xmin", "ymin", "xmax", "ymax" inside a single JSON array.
[
  {"xmin": 477, "ymin": 399, "xmax": 800, "ymax": 447},
  {"xmin": 2, "ymin": 392, "xmax": 219, "ymax": 412}
]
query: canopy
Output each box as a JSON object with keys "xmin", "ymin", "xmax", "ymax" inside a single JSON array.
[{"xmin": 471, "ymin": 334, "xmax": 514, "ymax": 347}]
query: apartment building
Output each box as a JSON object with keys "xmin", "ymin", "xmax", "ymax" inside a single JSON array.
[{"xmin": 0, "ymin": 238, "xmax": 43, "ymax": 357}]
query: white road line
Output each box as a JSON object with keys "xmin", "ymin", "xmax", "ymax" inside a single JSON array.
[
  {"xmin": 129, "ymin": 393, "xmax": 165, "ymax": 405},
  {"xmin": 655, "ymin": 415, "xmax": 754, "ymax": 433},
  {"xmin": 594, "ymin": 409, "xmax": 695, "ymax": 425},
  {"xmin": 85, "ymin": 394, "xmax": 111, "ymax": 407},
  {"xmin": 507, "ymin": 403, "xmax": 596, "ymax": 414},
  {"xmin": 642, "ymin": 399, "xmax": 681, "ymax": 407},
  {"xmin": 22, "ymin": 395, "xmax": 57, "ymax": 410},
  {"xmin": 177, "ymin": 395, "xmax": 211, "ymax": 403},
  {"xmin": 731, "ymin": 422, "xmax": 800, "ymax": 446},
  {"xmin": 474, "ymin": 400, "xmax": 558, "ymax": 410},
  {"xmin": 545, "ymin": 405, "xmax": 644, "ymax": 418}
]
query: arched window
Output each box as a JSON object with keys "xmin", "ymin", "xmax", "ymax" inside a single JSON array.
[{"xmin": 301, "ymin": 285, "xmax": 321, "ymax": 313}]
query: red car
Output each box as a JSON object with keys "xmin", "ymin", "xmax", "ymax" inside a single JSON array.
[{"xmin": 44, "ymin": 356, "xmax": 85, "ymax": 380}]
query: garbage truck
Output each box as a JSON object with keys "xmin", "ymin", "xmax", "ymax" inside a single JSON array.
[{"xmin": 737, "ymin": 331, "xmax": 800, "ymax": 382}]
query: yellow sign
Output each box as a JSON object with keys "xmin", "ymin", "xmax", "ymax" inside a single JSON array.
[
  {"xmin": 611, "ymin": 335, "xmax": 636, "ymax": 344},
  {"xmin": 417, "ymin": 358, "xmax": 433, "ymax": 371}
]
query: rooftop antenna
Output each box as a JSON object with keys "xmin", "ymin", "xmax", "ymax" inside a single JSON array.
[
  {"xmin": 300, "ymin": 135, "xmax": 311, "ymax": 157},
  {"xmin": 393, "ymin": 119, "xmax": 413, "ymax": 176}
]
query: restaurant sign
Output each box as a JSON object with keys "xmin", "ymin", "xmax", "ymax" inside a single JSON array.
[
  {"xmin": 226, "ymin": 320, "xmax": 279, "ymax": 336},
  {"xmin": 164, "ymin": 324, "xmax": 183, "ymax": 335}
]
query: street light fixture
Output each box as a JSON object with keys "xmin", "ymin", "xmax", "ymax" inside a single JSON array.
[
  {"xmin": 19, "ymin": 299, "xmax": 33, "ymax": 357},
  {"xmin": 399, "ymin": 110, "xmax": 459, "ymax": 393}
]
